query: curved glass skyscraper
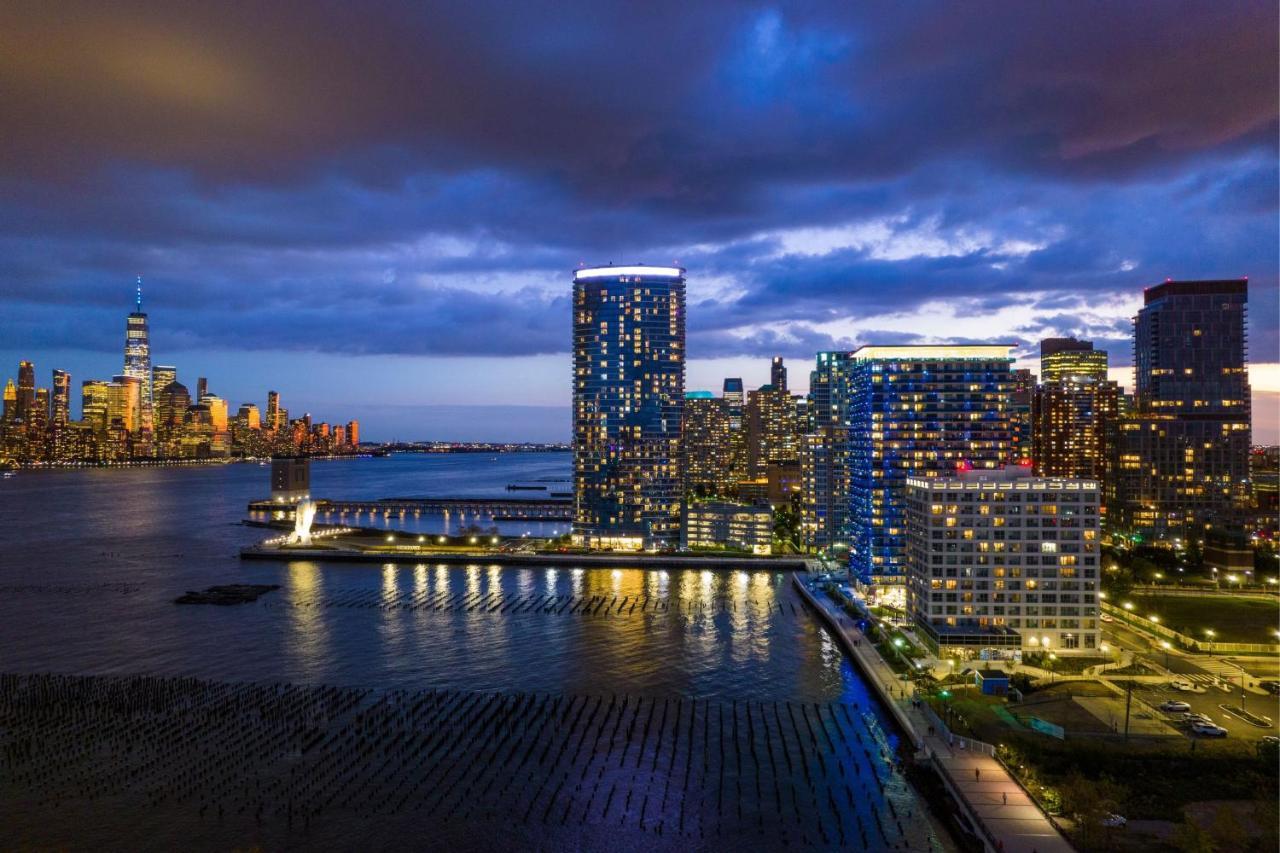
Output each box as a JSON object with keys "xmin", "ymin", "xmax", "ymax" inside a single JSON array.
[{"xmin": 572, "ymin": 265, "xmax": 685, "ymax": 549}]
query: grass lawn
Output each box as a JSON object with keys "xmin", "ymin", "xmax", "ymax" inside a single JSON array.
[
  {"xmin": 1022, "ymin": 652, "xmax": 1110, "ymax": 674},
  {"xmin": 1126, "ymin": 593, "xmax": 1279, "ymax": 644}
]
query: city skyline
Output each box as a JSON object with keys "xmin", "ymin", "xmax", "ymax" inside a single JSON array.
[{"xmin": 1, "ymin": 3, "xmax": 1276, "ymax": 443}]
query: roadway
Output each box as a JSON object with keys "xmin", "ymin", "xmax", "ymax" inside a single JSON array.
[{"xmin": 1102, "ymin": 621, "xmax": 1280, "ymax": 741}]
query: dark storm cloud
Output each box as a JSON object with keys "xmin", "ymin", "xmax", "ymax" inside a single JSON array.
[{"xmin": 0, "ymin": 0, "xmax": 1275, "ymax": 366}]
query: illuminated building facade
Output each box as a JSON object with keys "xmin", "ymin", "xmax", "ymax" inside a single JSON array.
[
  {"xmin": 122, "ymin": 282, "xmax": 153, "ymax": 447},
  {"xmin": 906, "ymin": 468, "xmax": 1101, "ymax": 656},
  {"xmin": 682, "ymin": 501, "xmax": 773, "ymax": 555},
  {"xmin": 682, "ymin": 392, "xmax": 736, "ymax": 497},
  {"xmin": 1040, "ymin": 337, "xmax": 1109, "ymax": 383},
  {"xmin": 50, "ymin": 369, "xmax": 70, "ymax": 427},
  {"xmin": 1033, "ymin": 338, "xmax": 1120, "ymax": 480},
  {"xmin": 572, "ymin": 265, "xmax": 685, "ymax": 549},
  {"xmin": 745, "ymin": 358, "xmax": 802, "ymax": 479},
  {"xmin": 1009, "ymin": 368, "xmax": 1034, "ymax": 464},
  {"xmin": 1109, "ymin": 280, "xmax": 1251, "ymax": 539},
  {"xmin": 847, "ymin": 345, "xmax": 1016, "ymax": 584},
  {"xmin": 803, "ymin": 351, "xmax": 856, "ymax": 551}
]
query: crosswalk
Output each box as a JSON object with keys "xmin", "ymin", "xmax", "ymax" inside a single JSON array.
[{"xmin": 1192, "ymin": 658, "xmax": 1250, "ymax": 682}]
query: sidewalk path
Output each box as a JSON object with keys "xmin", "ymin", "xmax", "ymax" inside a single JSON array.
[{"xmin": 795, "ymin": 576, "xmax": 1074, "ymax": 853}]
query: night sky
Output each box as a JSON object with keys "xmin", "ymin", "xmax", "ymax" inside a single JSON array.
[{"xmin": 1, "ymin": 1, "xmax": 1276, "ymax": 441}]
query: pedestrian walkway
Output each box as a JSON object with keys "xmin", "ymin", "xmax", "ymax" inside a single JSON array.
[{"xmin": 795, "ymin": 577, "xmax": 1075, "ymax": 853}]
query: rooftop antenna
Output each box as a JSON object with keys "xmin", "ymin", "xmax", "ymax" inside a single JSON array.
[{"xmin": 135, "ymin": 276, "xmax": 143, "ymax": 311}]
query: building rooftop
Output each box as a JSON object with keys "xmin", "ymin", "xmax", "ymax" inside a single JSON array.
[
  {"xmin": 851, "ymin": 344, "xmax": 1014, "ymax": 360},
  {"xmin": 574, "ymin": 265, "xmax": 684, "ymax": 280},
  {"xmin": 1143, "ymin": 278, "xmax": 1247, "ymax": 303}
]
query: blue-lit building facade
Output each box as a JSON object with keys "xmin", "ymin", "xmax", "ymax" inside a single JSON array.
[
  {"xmin": 802, "ymin": 351, "xmax": 856, "ymax": 551},
  {"xmin": 847, "ymin": 346, "xmax": 1016, "ymax": 585},
  {"xmin": 572, "ymin": 265, "xmax": 686, "ymax": 549}
]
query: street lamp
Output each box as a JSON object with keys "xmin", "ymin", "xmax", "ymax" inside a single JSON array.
[
  {"xmin": 1048, "ymin": 652, "xmax": 1058, "ymax": 685},
  {"xmin": 1160, "ymin": 640, "xmax": 1171, "ymax": 668},
  {"xmin": 1122, "ymin": 602, "xmax": 1134, "ymax": 611}
]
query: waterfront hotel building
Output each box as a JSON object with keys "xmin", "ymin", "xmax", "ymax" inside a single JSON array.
[
  {"xmin": 906, "ymin": 467, "xmax": 1102, "ymax": 657},
  {"xmin": 572, "ymin": 265, "xmax": 686, "ymax": 549}
]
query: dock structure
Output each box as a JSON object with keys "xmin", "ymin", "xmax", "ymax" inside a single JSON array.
[{"xmin": 248, "ymin": 496, "xmax": 574, "ymax": 522}]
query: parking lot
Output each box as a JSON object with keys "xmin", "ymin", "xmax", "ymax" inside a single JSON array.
[{"xmin": 1128, "ymin": 679, "xmax": 1280, "ymax": 742}]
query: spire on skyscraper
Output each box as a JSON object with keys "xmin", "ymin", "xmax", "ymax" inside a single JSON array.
[{"xmin": 136, "ymin": 276, "xmax": 143, "ymax": 311}]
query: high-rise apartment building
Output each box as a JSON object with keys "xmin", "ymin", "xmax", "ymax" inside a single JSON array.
[
  {"xmin": 346, "ymin": 420, "xmax": 359, "ymax": 447},
  {"xmin": 572, "ymin": 265, "xmax": 685, "ymax": 549},
  {"xmin": 682, "ymin": 392, "xmax": 735, "ymax": 497},
  {"xmin": 803, "ymin": 351, "xmax": 856, "ymax": 550},
  {"xmin": 1009, "ymin": 368, "xmax": 1034, "ymax": 464},
  {"xmin": 1033, "ymin": 338, "xmax": 1120, "ymax": 480},
  {"xmin": 905, "ymin": 467, "xmax": 1101, "ymax": 657},
  {"xmin": 847, "ymin": 345, "xmax": 1016, "ymax": 584},
  {"xmin": 1110, "ymin": 280, "xmax": 1251, "ymax": 539},
  {"xmin": 123, "ymin": 282, "xmax": 153, "ymax": 438},
  {"xmin": 745, "ymin": 358, "xmax": 801, "ymax": 478}
]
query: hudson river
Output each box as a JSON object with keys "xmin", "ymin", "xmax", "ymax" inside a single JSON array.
[{"xmin": 0, "ymin": 453, "xmax": 953, "ymax": 851}]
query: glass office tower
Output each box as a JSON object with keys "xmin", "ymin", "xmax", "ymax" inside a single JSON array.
[{"xmin": 572, "ymin": 265, "xmax": 685, "ymax": 549}]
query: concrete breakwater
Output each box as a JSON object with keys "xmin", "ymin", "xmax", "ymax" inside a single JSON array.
[
  {"xmin": 0, "ymin": 672, "xmax": 939, "ymax": 851},
  {"xmin": 241, "ymin": 543, "xmax": 815, "ymax": 571}
]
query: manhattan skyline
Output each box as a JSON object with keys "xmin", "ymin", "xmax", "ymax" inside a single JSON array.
[{"xmin": 1, "ymin": 2, "xmax": 1277, "ymax": 443}]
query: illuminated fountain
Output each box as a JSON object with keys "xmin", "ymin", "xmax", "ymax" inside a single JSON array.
[{"xmin": 289, "ymin": 498, "xmax": 317, "ymax": 546}]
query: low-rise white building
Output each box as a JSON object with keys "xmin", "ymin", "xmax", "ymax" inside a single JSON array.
[
  {"xmin": 905, "ymin": 467, "xmax": 1101, "ymax": 657},
  {"xmin": 682, "ymin": 502, "xmax": 773, "ymax": 555}
]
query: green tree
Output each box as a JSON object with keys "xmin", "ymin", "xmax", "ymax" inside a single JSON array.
[
  {"xmin": 1059, "ymin": 772, "xmax": 1126, "ymax": 848},
  {"xmin": 1207, "ymin": 806, "xmax": 1248, "ymax": 852},
  {"xmin": 1172, "ymin": 820, "xmax": 1217, "ymax": 853}
]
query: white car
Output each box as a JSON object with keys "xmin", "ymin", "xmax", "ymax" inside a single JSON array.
[
  {"xmin": 1190, "ymin": 722, "xmax": 1228, "ymax": 737},
  {"xmin": 1159, "ymin": 700, "xmax": 1191, "ymax": 712},
  {"xmin": 1169, "ymin": 679, "xmax": 1195, "ymax": 692},
  {"xmin": 1179, "ymin": 712, "xmax": 1213, "ymax": 724},
  {"xmin": 1100, "ymin": 613, "xmax": 1113, "ymax": 623}
]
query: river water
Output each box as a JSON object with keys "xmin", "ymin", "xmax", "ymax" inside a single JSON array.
[{"xmin": 0, "ymin": 453, "xmax": 953, "ymax": 851}]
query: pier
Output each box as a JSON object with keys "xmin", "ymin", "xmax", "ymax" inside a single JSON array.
[
  {"xmin": 248, "ymin": 496, "xmax": 574, "ymax": 521},
  {"xmin": 241, "ymin": 543, "xmax": 815, "ymax": 571}
]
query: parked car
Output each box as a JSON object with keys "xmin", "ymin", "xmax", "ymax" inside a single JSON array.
[
  {"xmin": 1190, "ymin": 722, "xmax": 1228, "ymax": 737},
  {"xmin": 1261, "ymin": 735, "xmax": 1279, "ymax": 746},
  {"xmin": 1259, "ymin": 680, "xmax": 1280, "ymax": 696},
  {"xmin": 1178, "ymin": 712, "xmax": 1213, "ymax": 725},
  {"xmin": 1159, "ymin": 700, "xmax": 1191, "ymax": 712},
  {"xmin": 1101, "ymin": 813, "xmax": 1128, "ymax": 828},
  {"xmin": 1099, "ymin": 613, "xmax": 1113, "ymax": 623},
  {"xmin": 1169, "ymin": 679, "xmax": 1195, "ymax": 692}
]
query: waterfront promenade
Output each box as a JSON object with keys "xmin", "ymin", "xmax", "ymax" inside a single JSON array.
[
  {"xmin": 794, "ymin": 576, "xmax": 1074, "ymax": 853},
  {"xmin": 242, "ymin": 542, "xmax": 817, "ymax": 571}
]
